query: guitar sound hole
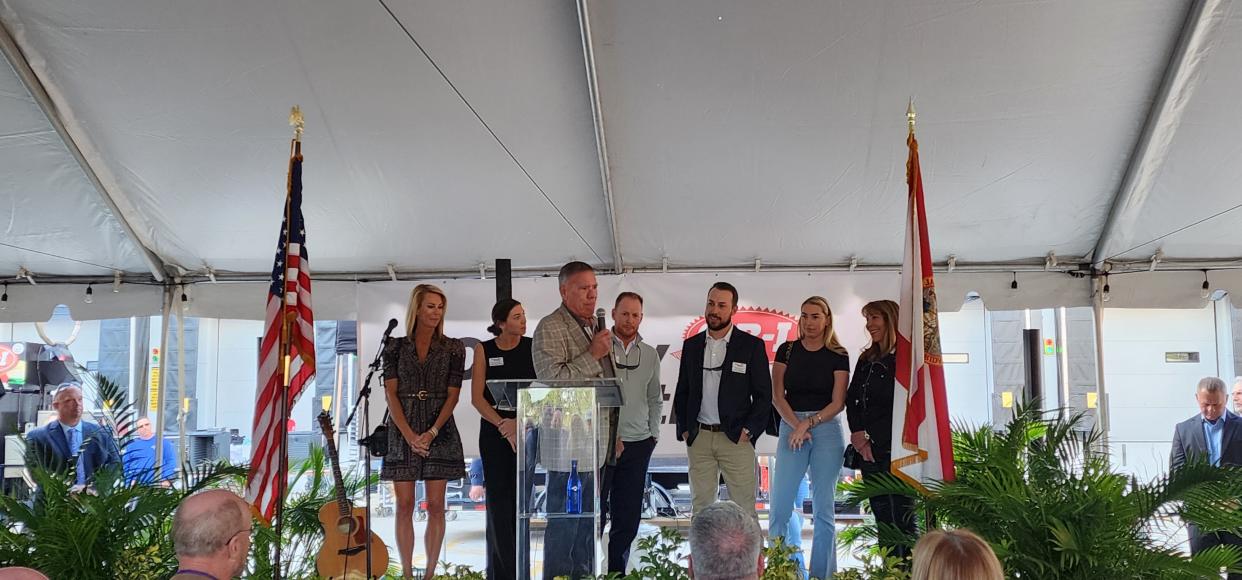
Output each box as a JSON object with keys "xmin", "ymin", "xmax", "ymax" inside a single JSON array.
[{"xmin": 335, "ymin": 516, "xmax": 356, "ymax": 535}]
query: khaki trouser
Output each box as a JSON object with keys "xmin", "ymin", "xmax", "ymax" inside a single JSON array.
[{"xmin": 687, "ymin": 429, "xmax": 758, "ymax": 518}]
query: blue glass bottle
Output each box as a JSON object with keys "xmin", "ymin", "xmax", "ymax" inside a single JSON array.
[{"xmin": 565, "ymin": 459, "xmax": 582, "ymax": 514}]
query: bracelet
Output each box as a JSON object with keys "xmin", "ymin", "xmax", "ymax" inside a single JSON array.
[{"xmin": 428, "ymin": 426, "xmax": 440, "ymax": 438}]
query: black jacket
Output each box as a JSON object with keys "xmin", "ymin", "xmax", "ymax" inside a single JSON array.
[
  {"xmin": 673, "ymin": 327, "xmax": 772, "ymax": 446},
  {"xmin": 1171, "ymin": 411, "xmax": 1242, "ymax": 471},
  {"xmin": 845, "ymin": 352, "xmax": 897, "ymax": 458}
]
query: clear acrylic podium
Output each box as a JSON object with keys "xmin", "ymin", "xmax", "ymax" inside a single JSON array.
[{"xmin": 486, "ymin": 378, "xmax": 623, "ymax": 580}]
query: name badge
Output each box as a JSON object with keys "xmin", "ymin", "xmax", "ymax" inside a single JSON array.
[
  {"xmin": 732, "ymin": 362, "xmax": 747, "ymax": 374},
  {"xmin": 488, "ymin": 357, "xmax": 505, "ymax": 367}
]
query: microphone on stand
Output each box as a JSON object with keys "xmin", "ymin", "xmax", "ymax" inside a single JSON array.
[{"xmin": 382, "ymin": 318, "xmax": 398, "ymax": 343}]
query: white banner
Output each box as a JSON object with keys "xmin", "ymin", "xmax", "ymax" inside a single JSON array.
[{"xmin": 356, "ymin": 272, "xmax": 898, "ymax": 457}]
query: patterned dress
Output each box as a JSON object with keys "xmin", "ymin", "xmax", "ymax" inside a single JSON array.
[{"xmin": 380, "ymin": 335, "xmax": 468, "ymax": 481}]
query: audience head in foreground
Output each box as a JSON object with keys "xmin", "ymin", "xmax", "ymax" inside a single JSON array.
[
  {"xmin": 171, "ymin": 490, "xmax": 252, "ymax": 579},
  {"xmin": 911, "ymin": 529, "xmax": 1004, "ymax": 580},
  {"xmin": 689, "ymin": 500, "xmax": 764, "ymax": 580},
  {"xmin": 0, "ymin": 568, "xmax": 50, "ymax": 580}
]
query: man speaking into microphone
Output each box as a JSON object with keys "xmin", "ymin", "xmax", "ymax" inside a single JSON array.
[{"xmin": 532, "ymin": 261, "xmax": 616, "ymax": 579}]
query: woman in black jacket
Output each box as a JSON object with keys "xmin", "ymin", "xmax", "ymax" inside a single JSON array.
[{"xmin": 845, "ymin": 299, "xmax": 917, "ymax": 560}]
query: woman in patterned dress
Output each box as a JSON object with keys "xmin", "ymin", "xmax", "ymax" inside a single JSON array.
[{"xmin": 383, "ymin": 283, "xmax": 467, "ymax": 579}]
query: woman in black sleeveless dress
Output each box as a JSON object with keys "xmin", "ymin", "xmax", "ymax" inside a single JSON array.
[
  {"xmin": 470, "ymin": 298, "xmax": 536, "ymax": 580},
  {"xmin": 383, "ymin": 283, "xmax": 467, "ymax": 579}
]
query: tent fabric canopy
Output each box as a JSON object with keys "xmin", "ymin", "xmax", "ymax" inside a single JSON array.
[{"xmin": 1, "ymin": 0, "xmax": 1240, "ymax": 320}]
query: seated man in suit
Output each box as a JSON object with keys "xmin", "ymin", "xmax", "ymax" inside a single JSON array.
[
  {"xmin": 24, "ymin": 384, "xmax": 120, "ymax": 488},
  {"xmin": 1170, "ymin": 376, "xmax": 1242, "ymax": 577}
]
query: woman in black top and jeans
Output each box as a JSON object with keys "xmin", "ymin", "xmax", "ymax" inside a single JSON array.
[
  {"xmin": 769, "ymin": 296, "xmax": 851, "ymax": 579},
  {"xmin": 470, "ymin": 298, "xmax": 536, "ymax": 580},
  {"xmin": 845, "ymin": 299, "xmax": 917, "ymax": 560}
]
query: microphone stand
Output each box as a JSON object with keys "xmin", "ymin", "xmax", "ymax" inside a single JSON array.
[{"xmin": 344, "ymin": 329, "xmax": 388, "ymax": 579}]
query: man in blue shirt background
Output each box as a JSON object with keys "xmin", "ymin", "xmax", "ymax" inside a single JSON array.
[{"xmin": 123, "ymin": 415, "xmax": 177, "ymax": 486}]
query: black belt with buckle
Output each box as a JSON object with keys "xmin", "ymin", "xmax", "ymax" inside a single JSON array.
[
  {"xmin": 698, "ymin": 422, "xmax": 724, "ymax": 432},
  {"xmin": 403, "ymin": 390, "xmax": 447, "ymax": 401}
]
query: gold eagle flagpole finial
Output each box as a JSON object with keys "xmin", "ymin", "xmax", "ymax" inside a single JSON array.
[
  {"xmin": 907, "ymin": 98, "xmax": 916, "ymax": 136},
  {"xmin": 289, "ymin": 106, "xmax": 304, "ymax": 142}
]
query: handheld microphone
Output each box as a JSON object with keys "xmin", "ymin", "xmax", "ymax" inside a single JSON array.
[{"xmin": 595, "ymin": 308, "xmax": 606, "ymax": 334}]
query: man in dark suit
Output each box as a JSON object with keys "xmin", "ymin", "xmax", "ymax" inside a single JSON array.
[
  {"xmin": 1171, "ymin": 376, "xmax": 1242, "ymax": 575},
  {"xmin": 24, "ymin": 384, "xmax": 120, "ymax": 488},
  {"xmin": 673, "ymin": 282, "xmax": 772, "ymax": 518}
]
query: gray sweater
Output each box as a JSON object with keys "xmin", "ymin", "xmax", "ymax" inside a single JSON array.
[{"xmin": 613, "ymin": 336, "xmax": 662, "ymax": 442}]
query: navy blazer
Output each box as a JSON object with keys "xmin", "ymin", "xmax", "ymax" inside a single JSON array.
[
  {"xmin": 673, "ymin": 327, "xmax": 772, "ymax": 446},
  {"xmin": 25, "ymin": 420, "xmax": 122, "ymax": 483},
  {"xmin": 1170, "ymin": 411, "xmax": 1242, "ymax": 471}
]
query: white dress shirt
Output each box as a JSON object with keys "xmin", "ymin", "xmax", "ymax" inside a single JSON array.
[{"xmin": 697, "ymin": 325, "xmax": 733, "ymax": 425}]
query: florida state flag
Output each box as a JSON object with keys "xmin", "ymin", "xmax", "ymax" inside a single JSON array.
[{"xmin": 892, "ymin": 127, "xmax": 956, "ymax": 491}]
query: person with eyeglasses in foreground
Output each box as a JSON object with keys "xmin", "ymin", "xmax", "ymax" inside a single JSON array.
[
  {"xmin": 910, "ymin": 529, "xmax": 1003, "ymax": 580},
  {"xmin": 170, "ymin": 489, "xmax": 252, "ymax": 580}
]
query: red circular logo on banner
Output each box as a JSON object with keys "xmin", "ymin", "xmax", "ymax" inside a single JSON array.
[
  {"xmin": 0, "ymin": 345, "xmax": 18, "ymax": 374},
  {"xmin": 681, "ymin": 307, "xmax": 800, "ymax": 362}
]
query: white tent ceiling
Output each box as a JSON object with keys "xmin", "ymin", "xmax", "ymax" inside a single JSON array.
[{"xmin": 1, "ymin": 0, "xmax": 1240, "ymax": 318}]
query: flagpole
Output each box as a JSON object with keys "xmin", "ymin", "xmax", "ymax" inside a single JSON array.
[
  {"xmin": 273, "ymin": 106, "xmax": 304, "ymax": 580},
  {"xmin": 906, "ymin": 98, "xmax": 939, "ymax": 533}
]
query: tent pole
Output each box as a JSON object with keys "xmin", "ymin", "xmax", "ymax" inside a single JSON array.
[
  {"xmin": 153, "ymin": 286, "xmax": 173, "ymax": 474},
  {"xmin": 0, "ymin": 18, "xmax": 166, "ymax": 281},
  {"xmin": 575, "ymin": 0, "xmax": 624, "ymax": 273},
  {"xmin": 1091, "ymin": 0, "xmax": 1228, "ymax": 267},
  {"xmin": 1092, "ymin": 277, "xmax": 1110, "ymax": 450},
  {"xmin": 176, "ymin": 289, "xmax": 189, "ymax": 476}
]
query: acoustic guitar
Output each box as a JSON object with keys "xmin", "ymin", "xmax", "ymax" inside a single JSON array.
[{"xmin": 315, "ymin": 411, "xmax": 390, "ymax": 579}]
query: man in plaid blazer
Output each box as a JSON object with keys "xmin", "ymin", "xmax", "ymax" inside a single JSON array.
[{"xmin": 532, "ymin": 261, "xmax": 617, "ymax": 579}]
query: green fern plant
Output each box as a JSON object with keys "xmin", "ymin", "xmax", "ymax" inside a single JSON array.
[
  {"xmin": 0, "ymin": 460, "xmax": 246, "ymax": 579},
  {"xmin": 841, "ymin": 402, "xmax": 1242, "ymax": 579}
]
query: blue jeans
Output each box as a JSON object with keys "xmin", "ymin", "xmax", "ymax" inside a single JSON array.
[
  {"xmin": 769, "ymin": 412, "xmax": 845, "ymax": 580},
  {"xmin": 786, "ymin": 473, "xmax": 810, "ymax": 576}
]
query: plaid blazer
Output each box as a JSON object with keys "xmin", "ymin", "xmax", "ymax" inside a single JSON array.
[
  {"xmin": 532, "ymin": 303, "xmax": 603, "ymax": 380},
  {"xmin": 532, "ymin": 303, "xmax": 620, "ymax": 466}
]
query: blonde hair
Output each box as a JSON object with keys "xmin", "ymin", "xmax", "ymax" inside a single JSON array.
[
  {"xmin": 861, "ymin": 299, "xmax": 899, "ymax": 362},
  {"xmin": 799, "ymin": 296, "xmax": 847, "ymax": 355},
  {"xmin": 405, "ymin": 283, "xmax": 447, "ymax": 340},
  {"xmin": 911, "ymin": 529, "xmax": 1004, "ymax": 580}
]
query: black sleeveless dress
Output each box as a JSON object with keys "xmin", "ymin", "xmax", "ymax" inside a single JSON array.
[{"xmin": 479, "ymin": 336, "xmax": 535, "ymax": 580}]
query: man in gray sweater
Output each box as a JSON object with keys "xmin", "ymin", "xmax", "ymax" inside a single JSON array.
[{"xmin": 601, "ymin": 291, "xmax": 663, "ymax": 574}]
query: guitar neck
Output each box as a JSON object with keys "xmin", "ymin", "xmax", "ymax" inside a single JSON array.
[{"xmin": 318, "ymin": 413, "xmax": 350, "ymax": 516}]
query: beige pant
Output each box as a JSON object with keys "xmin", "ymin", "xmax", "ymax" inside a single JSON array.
[{"xmin": 687, "ymin": 429, "xmax": 758, "ymax": 518}]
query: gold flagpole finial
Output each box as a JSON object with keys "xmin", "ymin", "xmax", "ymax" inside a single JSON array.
[
  {"xmin": 907, "ymin": 98, "xmax": 916, "ymax": 135},
  {"xmin": 289, "ymin": 106, "xmax": 305, "ymax": 141}
]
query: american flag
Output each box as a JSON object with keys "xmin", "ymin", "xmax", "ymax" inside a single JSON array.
[
  {"xmin": 891, "ymin": 126, "xmax": 956, "ymax": 492},
  {"xmin": 246, "ymin": 146, "xmax": 315, "ymax": 523}
]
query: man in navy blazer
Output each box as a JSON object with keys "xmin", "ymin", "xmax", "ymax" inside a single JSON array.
[
  {"xmin": 1170, "ymin": 376, "xmax": 1242, "ymax": 574},
  {"xmin": 24, "ymin": 384, "xmax": 120, "ymax": 488},
  {"xmin": 673, "ymin": 282, "xmax": 772, "ymax": 518}
]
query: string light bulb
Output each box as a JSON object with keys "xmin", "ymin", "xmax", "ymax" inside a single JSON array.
[
  {"xmin": 180, "ymin": 285, "xmax": 190, "ymax": 313},
  {"xmin": 1, "ymin": 282, "xmax": 7, "ymax": 311},
  {"xmin": 1009, "ymin": 273, "xmax": 1019, "ymax": 296},
  {"xmin": 83, "ymin": 284, "xmax": 94, "ymax": 304},
  {"xmin": 1201, "ymin": 271, "xmax": 1211, "ymax": 299},
  {"xmin": 1102, "ymin": 274, "xmax": 1111, "ymax": 303}
]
